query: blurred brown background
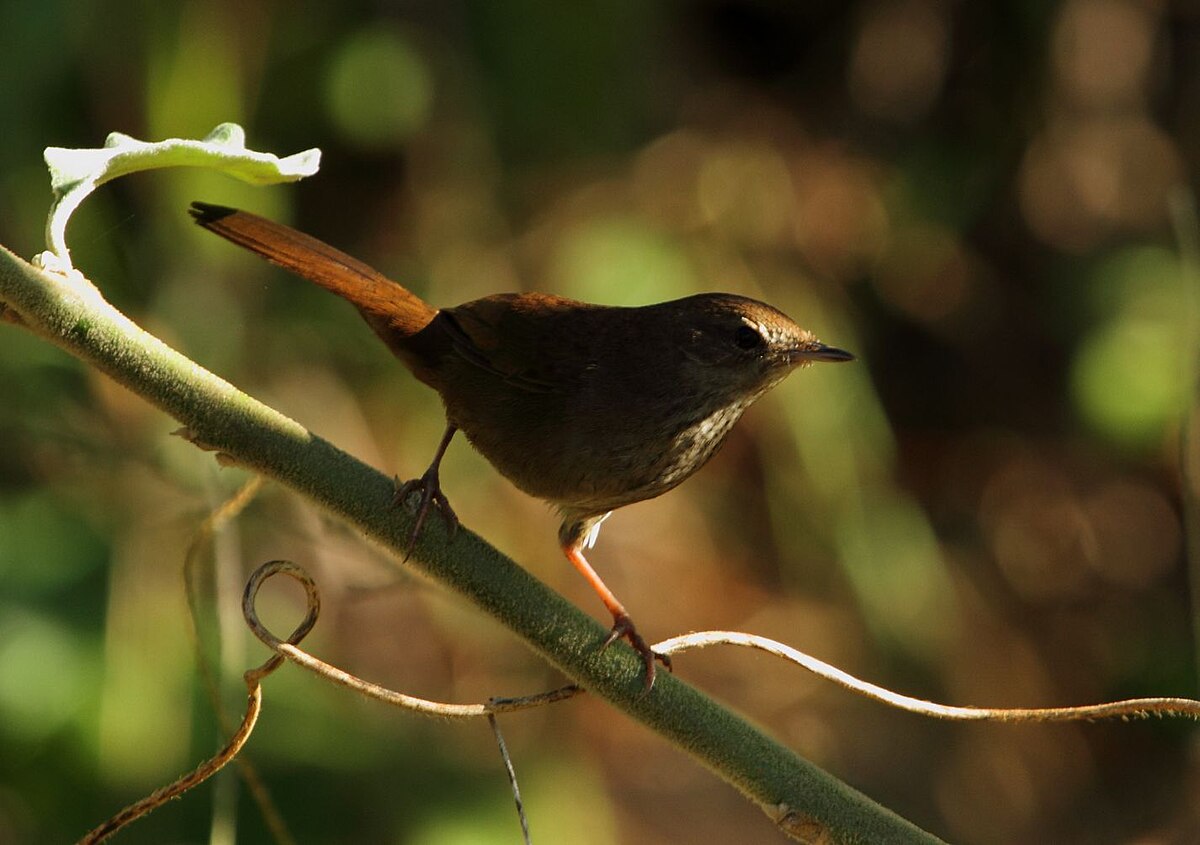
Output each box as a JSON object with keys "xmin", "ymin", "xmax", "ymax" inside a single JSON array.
[{"xmin": 1, "ymin": 1, "xmax": 1198, "ymax": 843}]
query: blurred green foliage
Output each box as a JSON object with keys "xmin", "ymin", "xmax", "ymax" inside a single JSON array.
[
  {"xmin": 1, "ymin": 1, "xmax": 1197, "ymax": 843},
  {"xmin": 326, "ymin": 28, "xmax": 433, "ymax": 150},
  {"xmin": 1072, "ymin": 246, "xmax": 1190, "ymax": 446}
]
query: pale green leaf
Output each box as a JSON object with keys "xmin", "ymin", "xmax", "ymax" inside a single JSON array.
[{"xmin": 39, "ymin": 122, "xmax": 320, "ymax": 269}]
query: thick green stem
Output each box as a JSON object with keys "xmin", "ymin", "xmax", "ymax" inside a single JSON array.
[{"xmin": 0, "ymin": 245, "xmax": 941, "ymax": 844}]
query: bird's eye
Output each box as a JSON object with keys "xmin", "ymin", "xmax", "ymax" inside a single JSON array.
[{"xmin": 734, "ymin": 325, "xmax": 763, "ymax": 350}]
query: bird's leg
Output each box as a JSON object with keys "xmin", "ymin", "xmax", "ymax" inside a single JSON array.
[
  {"xmin": 392, "ymin": 424, "xmax": 459, "ymax": 555},
  {"xmin": 561, "ymin": 536, "xmax": 672, "ymax": 693}
]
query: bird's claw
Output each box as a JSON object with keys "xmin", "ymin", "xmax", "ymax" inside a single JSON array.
[
  {"xmin": 601, "ymin": 612, "xmax": 672, "ymax": 694},
  {"xmin": 391, "ymin": 471, "xmax": 459, "ymax": 557}
]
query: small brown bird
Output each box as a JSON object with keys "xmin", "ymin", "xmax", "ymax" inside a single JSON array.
[{"xmin": 190, "ymin": 202, "xmax": 853, "ymax": 690}]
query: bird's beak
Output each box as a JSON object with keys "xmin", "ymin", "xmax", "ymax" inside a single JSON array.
[{"xmin": 790, "ymin": 341, "xmax": 855, "ymax": 364}]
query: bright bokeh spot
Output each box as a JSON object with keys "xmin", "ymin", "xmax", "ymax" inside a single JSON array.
[
  {"xmin": 1072, "ymin": 319, "xmax": 1184, "ymax": 446},
  {"xmin": 1071, "ymin": 246, "xmax": 1189, "ymax": 447},
  {"xmin": 326, "ymin": 28, "xmax": 433, "ymax": 148},
  {"xmin": 551, "ymin": 216, "xmax": 695, "ymax": 304},
  {"xmin": 0, "ymin": 612, "xmax": 94, "ymax": 741}
]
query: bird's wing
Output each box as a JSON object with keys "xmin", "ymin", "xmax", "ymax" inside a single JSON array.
[{"xmin": 439, "ymin": 293, "xmax": 599, "ymax": 393}]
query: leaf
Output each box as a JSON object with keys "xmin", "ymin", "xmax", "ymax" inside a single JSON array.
[{"xmin": 38, "ymin": 122, "xmax": 321, "ymax": 270}]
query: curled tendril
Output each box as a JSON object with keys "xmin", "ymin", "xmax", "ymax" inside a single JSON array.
[
  {"xmin": 241, "ymin": 560, "xmax": 322, "ymax": 683},
  {"xmin": 241, "ymin": 559, "xmax": 579, "ymax": 717},
  {"xmin": 78, "ymin": 560, "xmax": 321, "ymax": 845},
  {"xmin": 81, "ymin": 558, "xmax": 575, "ymax": 844}
]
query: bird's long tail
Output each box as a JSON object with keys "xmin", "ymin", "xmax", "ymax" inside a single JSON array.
[{"xmin": 189, "ymin": 202, "xmax": 437, "ymax": 339}]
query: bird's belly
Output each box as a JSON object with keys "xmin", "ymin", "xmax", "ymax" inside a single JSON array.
[{"xmin": 456, "ymin": 396, "xmax": 749, "ymax": 517}]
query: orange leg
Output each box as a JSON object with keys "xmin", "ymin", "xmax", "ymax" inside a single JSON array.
[{"xmin": 563, "ymin": 543, "xmax": 672, "ymax": 692}]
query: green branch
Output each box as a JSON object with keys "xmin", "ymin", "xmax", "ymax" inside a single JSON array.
[{"xmin": 0, "ymin": 244, "xmax": 941, "ymax": 844}]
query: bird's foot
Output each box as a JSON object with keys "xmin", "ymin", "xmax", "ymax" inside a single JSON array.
[
  {"xmin": 391, "ymin": 469, "xmax": 459, "ymax": 557},
  {"xmin": 601, "ymin": 612, "xmax": 673, "ymax": 694}
]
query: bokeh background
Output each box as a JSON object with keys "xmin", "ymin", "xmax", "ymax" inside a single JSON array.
[{"xmin": 1, "ymin": 1, "xmax": 1198, "ymax": 843}]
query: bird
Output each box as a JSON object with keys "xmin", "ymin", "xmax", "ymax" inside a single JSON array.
[{"xmin": 189, "ymin": 201, "xmax": 854, "ymax": 691}]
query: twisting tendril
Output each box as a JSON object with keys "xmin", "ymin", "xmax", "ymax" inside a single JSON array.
[
  {"xmin": 79, "ymin": 558, "xmax": 577, "ymax": 844},
  {"xmin": 78, "ymin": 560, "xmax": 321, "ymax": 845}
]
